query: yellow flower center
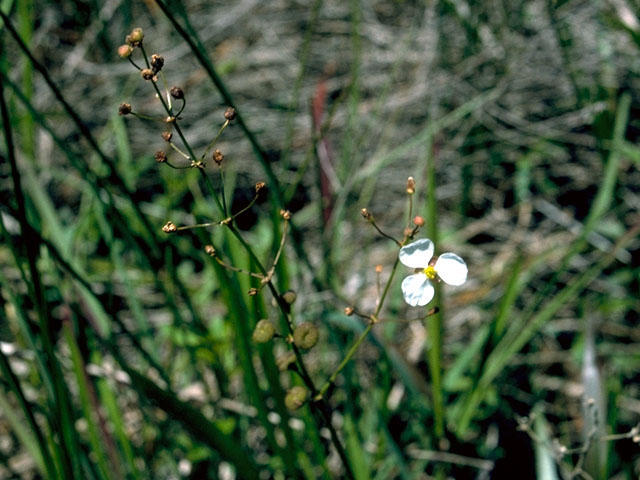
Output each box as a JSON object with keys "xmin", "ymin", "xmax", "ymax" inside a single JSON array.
[{"xmin": 423, "ymin": 265, "xmax": 436, "ymax": 279}]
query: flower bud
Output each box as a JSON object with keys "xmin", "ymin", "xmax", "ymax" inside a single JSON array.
[
  {"xmin": 248, "ymin": 288, "xmax": 258, "ymax": 296},
  {"xmin": 255, "ymin": 182, "xmax": 266, "ymax": 194},
  {"xmin": 117, "ymin": 45, "xmax": 133, "ymax": 59},
  {"xmin": 155, "ymin": 151, "xmax": 167, "ymax": 163},
  {"xmin": 293, "ymin": 322, "xmax": 319, "ymax": 350},
  {"xmin": 252, "ymin": 319, "xmax": 276, "ymax": 343},
  {"xmin": 344, "ymin": 306, "xmax": 355, "ymax": 316},
  {"xmin": 281, "ymin": 290, "xmax": 297, "ymax": 305},
  {"xmin": 170, "ymin": 86, "xmax": 184, "ymax": 100},
  {"xmin": 126, "ymin": 28, "xmax": 144, "ymax": 46},
  {"xmin": 213, "ymin": 149, "xmax": 224, "ymax": 165},
  {"xmin": 140, "ymin": 68, "xmax": 155, "ymax": 81},
  {"xmin": 162, "ymin": 221, "xmax": 177, "ymax": 233},
  {"xmin": 162, "ymin": 131, "xmax": 173, "ymax": 142},
  {"xmin": 150, "ymin": 54, "xmax": 164, "ymax": 73},
  {"xmin": 276, "ymin": 352, "xmax": 296, "ymax": 371},
  {"xmin": 406, "ymin": 176, "xmax": 415, "ymax": 194},
  {"xmin": 224, "ymin": 107, "xmax": 237, "ymax": 121},
  {"xmin": 118, "ymin": 102, "xmax": 132, "ymax": 116},
  {"xmin": 361, "ymin": 208, "xmax": 372, "ymax": 220},
  {"xmin": 285, "ymin": 386, "xmax": 308, "ymax": 410},
  {"xmin": 204, "ymin": 245, "xmax": 216, "ymax": 257},
  {"xmin": 413, "ymin": 215, "xmax": 425, "ymax": 227},
  {"xmin": 375, "ymin": 264, "xmax": 383, "ymax": 273}
]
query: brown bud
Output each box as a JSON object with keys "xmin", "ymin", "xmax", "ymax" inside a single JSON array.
[
  {"xmin": 344, "ymin": 306, "xmax": 355, "ymax": 316},
  {"xmin": 213, "ymin": 149, "xmax": 224, "ymax": 165},
  {"xmin": 255, "ymin": 182, "xmax": 266, "ymax": 193},
  {"xmin": 165, "ymin": 116, "xmax": 176, "ymax": 124},
  {"xmin": 161, "ymin": 131, "xmax": 173, "ymax": 142},
  {"xmin": 281, "ymin": 290, "xmax": 297, "ymax": 305},
  {"xmin": 252, "ymin": 319, "xmax": 276, "ymax": 343},
  {"xmin": 280, "ymin": 209, "xmax": 291, "ymax": 220},
  {"xmin": 170, "ymin": 86, "xmax": 184, "ymax": 100},
  {"xmin": 293, "ymin": 322, "xmax": 319, "ymax": 350},
  {"xmin": 248, "ymin": 288, "xmax": 259, "ymax": 296},
  {"xmin": 285, "ymin": 386, "xmax": 308, "ymax": 410},
  {"xmin": 118, "ymin": 102, "xmax": 132, "ymax": 116},
  {"xmin": 150, "ymin": 54, "xmax": 164, "ymax": 73},
  {"xmin": 413, "ymin": 215, "xmax": 425, "ymax": 227},
  {"xmin": 224, "ymin": 107, "xmax": 237, "ymax": 121},
  {"xmin": 117, "ymin": 44, "xmax": 133, "ymax": 59},
  {"xmin": 162, "ymin": 221, "xmax": 177, "ymax": 233},
  {"xmin": 361, "ymin": 208, "xmax": 372, "ymax": 220},
  {"xmin": 140, "ymin": 68, "xmax": 155, "ymax": 81},
  {"xmin": 406, "ymin": 176, "xmax": 415, "ymax": 195},
  {"xmin": 276, "ymin": 352, "xmax": 296, "ymax": 371},
  {"xmin": 155, "ymin": 151, "xmax": 167, "ymax": 163},
  {"xmin": 126, "ymin": 28, "xmax": 144, "ymax": 46},
  {"xmin": 204, "ymin": 245, "xmax": 216, "ymax": 257},
  {"xmin": 375, "ymin": 264, "xmax": 383, "ymax": 273}
]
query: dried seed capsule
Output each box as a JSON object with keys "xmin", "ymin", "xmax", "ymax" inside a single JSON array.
[
  {"xmin": 280, "ymin": 209, "xmax": 291, "ymax": 220},
  {"xmin": 248, "ymin": 288, "xmax": 259, "ymax": 296},
  {"xmin": 255, "ymin": 182, "xmax": 266, "ymax": 193},
  {"xmin": 161, "ymin": 131, "xmax": 173, "ymax": 142},
  {"xmin": 170, "ymin": 86, "xmax": 184, "ymax": 100},
  {"xmin": 213, "ymin": 149, "xmax": 224, "ymax": 165},
  {"xmin": 118, "ymin": 102, "xmax": 132, "ymax": 116},
  {"xmin": 252, "ymin": 319, "xmax": 276, "ymax": 343},
  {"xmin": 361, "ymin": 208, "xmax": 372, "ymax": 220},
  {"xmin": 204, "ymin": 245, "xmax": 216, "ymax": 257},
  {"xmin": 344, "ymin": 306, "xmax": 355, "ymax": 316},
  {"xmin": 154, "ymin": 151, "xmax": 167, "ymax": 163},
  {"xmin": 150, "ymin": 54, "xmax": 164, "ymax": 73},
  {"xmin": 224, "ymin": 107, "xmax": 237, "ymax": 121},
  {"xmin": 285, "ymin": 386, "xmax": 308, "ymax": 410},
  {"xmin": 293, "ymin": 322, "xmax": 318, "ymax": 350},
  {"xmin": 140, "ymin": 68, "xmax": 155, "ymax": 80}
]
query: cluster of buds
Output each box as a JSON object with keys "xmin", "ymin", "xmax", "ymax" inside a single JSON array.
[
  {"xmin": 213, "ymin": 149, "xmax": 224, "ymax": 165},
  {"xmin": 125, "ymin": 27, "xmax": 144, "ymax": 47},
  {"xmin": 150, "ymin": 54, "xmax": 164, "ymax": 74},
  {"xmin": 118, "ymin": 102, "xmax": 132, "ymax": 116},
  {"xmin": 162, "ymin": 221, "xmax": 177, "ymax": 233},
  {"xmin": 154, "ymin": 151, "xmax": 167, "ymax": 163}
]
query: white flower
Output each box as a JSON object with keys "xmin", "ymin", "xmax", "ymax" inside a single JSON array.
[{"xmin": 399, "ymin": 238, "xmax": 467, "ymax": 307}]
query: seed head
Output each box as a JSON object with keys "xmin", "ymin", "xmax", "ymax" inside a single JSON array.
[
  {"xmin": 118, "ymin": 102, "xmax": 132, "ymax": 116},
  {"xmin": 285, "ymin": 386, "xmax": 308, "ymax": 410},
  {"xmin": 162, "ymin": 221, "xmax": 177, "ymax": 233},
  {"xmin": 255, "ymin": 182, "xmax": 266, "ymax": 194},
  {"xmin": 125, "ymin": 28, "xmax": 144, "ymax": 47},
  {"xmin": 224, "ymin": 107, "xmax": 237, "ymax": 121},
  {"xmin": 161, "ymin": 131, "xmax": 173, "ymax": 142},
  {"xmin": 170, "ymin": 86, "xmax": 184, "ymax": 100},
  {"xmin": 155, "ymin": 151, "xmax": 167, "ymax": 163},
  {"xmin": 213, "ymin": 149, "xmax": 224, "ymax": 165},
  {"xmin": 140, "ymin": 68, "xmax": 155, "ymax": 81},
  {"xmin": 252, "ymin": 319, "xmax": 276, "ymax": 343},
  {"xmin": 204, "ymin": 245, "xmax": 216, "ymax": 257},
  {"xmin": 293, "ymin": 322, "xmax": 319, "ymax": 350},
  {"xmin": 344, "ymin": 306, "xmax": 355, "ymax": 316},
  {"xmin": 150, "ymin": 54, "xmax": 164, "ymax": 73},
  {"xmin": 117, "ymin": 44, "xmax": 133, "ymax": 59},
  {"xmin": 361, "ymin": 208, "xmax": 372, "ymax": 220}
]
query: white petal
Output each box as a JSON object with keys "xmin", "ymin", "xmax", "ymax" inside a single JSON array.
[
  {"xmin": 435, "ymin": 252, "xmax": 468, "ymax": 286},
  {"xmin": 401, "ymin": 274, "xmax": 435, "ymax": 307},
  {"xmin": 398, "ymin": 238, "xmax": 434, "ymax": 269}
]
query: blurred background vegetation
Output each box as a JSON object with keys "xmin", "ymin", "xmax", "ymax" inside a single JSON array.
[{"xmin": 1, "ymin": 0, "xmax": 640, "ymax": 478}]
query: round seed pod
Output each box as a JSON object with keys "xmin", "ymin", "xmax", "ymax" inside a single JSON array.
[
  {"xmin": 293, "ymin": 322, "xmax": 318, "ymax": 350},
  {"xmin": 285, "ymin": 386, "xmax": 308, "ymax": 410},
  {"xmin": 276, "ymin": 352, "xmax": 296, "ymax": 371},
  {"xmin": 281, "ymin": 290, "xmax": 297, "ymax": 305},
  {"xmin": 252, "ymin": 319, "xmax": 275, "ymax": 343}
]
